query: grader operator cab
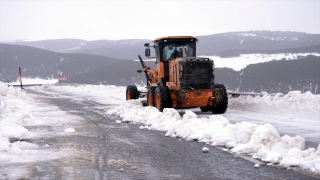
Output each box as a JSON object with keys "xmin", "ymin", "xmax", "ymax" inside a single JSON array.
[{"xmin": 126, "ymin": 36, "xmax": 228, "ymax": 114}]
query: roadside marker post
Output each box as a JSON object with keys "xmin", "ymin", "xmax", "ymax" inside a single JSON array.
[{"xmin": 19, "ymin": 67, "xmax": 23, "ymax": 90}]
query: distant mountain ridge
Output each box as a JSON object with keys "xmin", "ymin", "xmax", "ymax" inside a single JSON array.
[
  {"xmin": 4, "ymin": 39, "xmax": 149, "ymax": 60},
  {"xmin": 197, "ymin": 31, "xmax": 320, "ymax": 56},
  {"xmin": 4, "ymin": 31, "xmax": 320, "ymax": 60}
]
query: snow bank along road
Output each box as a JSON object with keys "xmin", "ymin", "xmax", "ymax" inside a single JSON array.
[{"xmin": 0, "ymin": 83, "xmax": 319, "ymax": 179}]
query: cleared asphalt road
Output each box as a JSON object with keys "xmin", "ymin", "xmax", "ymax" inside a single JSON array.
[{"xmin": 1, "ymin": 89, "xmax": 319, "ymax": 180}]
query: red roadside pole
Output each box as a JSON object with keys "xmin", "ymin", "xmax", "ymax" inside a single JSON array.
[{"xmin": 19, "ymin": 67, "xmax": 23, "ymax": 90}]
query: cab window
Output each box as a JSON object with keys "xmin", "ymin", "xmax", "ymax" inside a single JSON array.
[{"xmin": 162, "ymin": 43, "xmax": 195, "ymax": 61}]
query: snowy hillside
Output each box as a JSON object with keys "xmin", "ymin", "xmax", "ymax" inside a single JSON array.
[
  {"xmin": 1, "ymin": 82, "xmax": 319, "ymax": 174},
  {"xmin": 203, "ymin": 52, "xmax": 320, "ymax": 71}
]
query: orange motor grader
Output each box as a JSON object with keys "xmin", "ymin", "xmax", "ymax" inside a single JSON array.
[{"xmin": 126, "ymin": 36, "xmax": 228, "ymax": 114}]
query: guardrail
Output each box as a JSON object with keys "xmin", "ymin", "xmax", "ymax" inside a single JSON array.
[
  {"xmin": 228, "ymin": 92, "xmax": 283, "ymax": 98},
  {"xmin": 8, "ymin": 83, "xmax": 82, "ymax": 88},
  {"xmin": 10, "ymin": 84, "xmax": 44, "ymax": 88},
  {"xmin": 228, "ymin": 92, "xmax": 264, "ymax": 98}
]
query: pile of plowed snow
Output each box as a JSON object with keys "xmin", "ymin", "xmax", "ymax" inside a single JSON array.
[
  {"xmin": 0, "ymin": 82, "xmax": 80, "ymax": 163},
  {"xmin": 107, "ymin": 99, "xmax": 320, "ymax": 173},
  {"xmin": 0, "ymin": 83, "xmax": 40, "ymax": 158}
]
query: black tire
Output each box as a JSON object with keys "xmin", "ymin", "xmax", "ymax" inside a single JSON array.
[
  {"xmin": 126, "ymin": 85, "xmax": 138, "ymax": 100},
  {"xmin": 147, "ymin": 86, "xmax": 156, "ymax": 106},
  {"xmin": 200, "ymin": 106, "xmax": 209, "ymax": 112},
  {"xmin": 154, "ymin": 85, "xmax": 172, "ymax": 112},
  {"xmin": 212, "ymin": 84, "xmax": 228, "ymax": 114}
]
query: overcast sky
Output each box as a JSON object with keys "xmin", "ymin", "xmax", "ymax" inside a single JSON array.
[{"xmin": 0, "ymin": 0, "xmax": 319, "ymax": 42}]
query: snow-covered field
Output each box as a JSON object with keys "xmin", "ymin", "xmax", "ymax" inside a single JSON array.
[
  {"xmin": 202, "ymin": 53, "xmax": 320, "ymax": 71},
  {"xmin": 1, "ymin": 81, "xmax": 320, "ymax": 174}
]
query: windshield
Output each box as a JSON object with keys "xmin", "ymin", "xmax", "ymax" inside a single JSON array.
[{"xmin": 162, "ymin": 43, "xmax": 195, "ymax": 61}]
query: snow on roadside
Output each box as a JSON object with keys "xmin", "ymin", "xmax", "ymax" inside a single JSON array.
[
  {"xmin": 229, "ymin": 91, "xmax": 320, "ymax": 121},
  {"xmin": 0, "ymin": 82, "xmax": 82, "ymax": 164},
  {"xmin": 0, "ymin": 82, "xmax": 41, "ymax": 160},
  {"xmin": 106, "ymin": 99, "xmax": 320, "ymax": 174}
]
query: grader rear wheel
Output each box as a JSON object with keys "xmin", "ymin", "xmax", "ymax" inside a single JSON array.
[{"xmin": 154, "ymin": 85, "xmax": 172, "ymax": 112}]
